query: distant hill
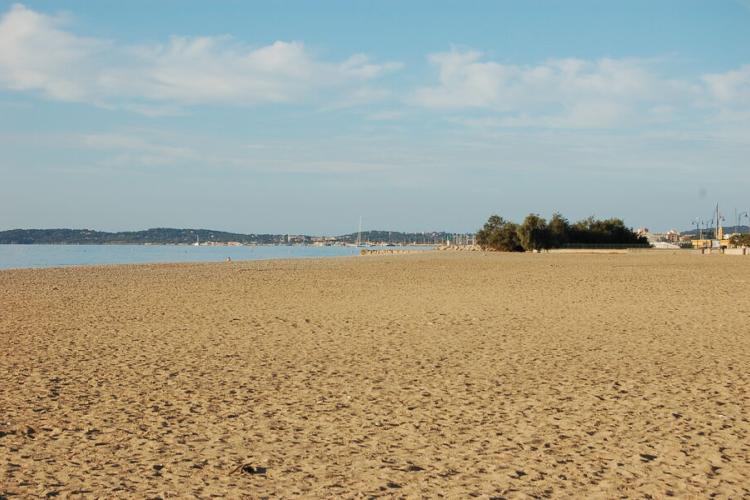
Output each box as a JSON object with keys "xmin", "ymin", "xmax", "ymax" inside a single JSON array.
[
  {"xmin": 0, "ymin": 228, "xmax": 462, "ymax": 245},
  {"xmin": 0, "ymin": 228, "xmax": 286, "ymax": 245},
  {"xmin": 680, "ymin": 225, "xmax": 749, "ymax": 237}
]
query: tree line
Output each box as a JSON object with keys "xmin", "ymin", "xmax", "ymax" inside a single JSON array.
[{"xmin": 475, "ymin": 213, "xmax": 649, "ymax": 252}]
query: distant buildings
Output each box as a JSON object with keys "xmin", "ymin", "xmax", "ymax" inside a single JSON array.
[{"xmin": 636, "ymin": 228, "xmax": 681, "ymax": 245}]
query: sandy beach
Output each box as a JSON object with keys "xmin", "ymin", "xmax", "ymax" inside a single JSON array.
[{"xmin": 1, "ymin": 251, "xmax": 749, "ymax": 498}]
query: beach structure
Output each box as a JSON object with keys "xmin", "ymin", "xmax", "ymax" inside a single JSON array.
[{"xmin": 692, "ymin": 204, "xmax": 731, "ymax": 249}]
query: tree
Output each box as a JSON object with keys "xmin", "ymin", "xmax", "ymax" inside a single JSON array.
[
  {"xmin": 519, "ymin": 214, "xmax": 551, "ymax": 252},
  {"xmin": 548, "ymin": 212, "xmax": 569, "ymax": 248},
  {"xmin": 476, "ymin": 215, "xmax": 524, "ymax": 252},
  {"xmin": 499, "ymin": 223, "xmax": 524, "ymax": 252},
  {"xmin": 477, "ymin": 212, "xmax": 647, "ymax": 250},
  {"xmin": 476, "ymin": 215, "xmax": 504, "ymax": 249},
  {"xmin": 568, "ymin": 216, "xmax": 647, "ymax": 245}
]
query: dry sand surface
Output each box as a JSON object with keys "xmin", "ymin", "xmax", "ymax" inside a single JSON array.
[{"xmin": 1, "ymin": 251, "xmax": 749, "ymax": 498}]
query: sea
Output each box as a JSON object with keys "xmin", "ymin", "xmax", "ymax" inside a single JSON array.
[{"xmin": 0, "ymin": 244, "xmax": 432, "ymax": 270}]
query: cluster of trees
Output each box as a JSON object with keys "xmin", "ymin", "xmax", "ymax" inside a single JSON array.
[{"xmin": 476, "ymin": 213, "xmax": 648, "ymax": 252}]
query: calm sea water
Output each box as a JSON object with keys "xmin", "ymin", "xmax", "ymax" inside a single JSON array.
[{"xmin": 0, "ymin": 244, "xmax": 432, "ymax": 270}]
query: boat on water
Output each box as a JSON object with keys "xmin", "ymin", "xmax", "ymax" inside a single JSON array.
[{"xmin": 356, "ymin": 216, "xmax": 367, "ymax": 247}]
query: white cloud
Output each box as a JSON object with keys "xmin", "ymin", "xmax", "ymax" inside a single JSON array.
[
  {"xmin": 339, "ymin": 53, "xmax": 403, "ymax": 79},
  {"xmin": 703, "ymin": 64, "xmax": 750, "ymax": 105},
  {"xmin": 0, "ymin": 4, "xmax": 401, "ymax": 110},
  {"xmin": 412, "ymin": 49, "xmax": 723, "ymax": 128},
  {"xmin": 414, "ymin": 50, "xmax": 658, "ymax": 110},
  {"xmin": 2, "ymin": 4, "xmax": 748, "ymax": 132},
  {"xmin": 0, "ymin": 4, "xmax": 107, "ymax": 100}
]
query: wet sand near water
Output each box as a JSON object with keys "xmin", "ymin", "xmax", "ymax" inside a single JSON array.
[{"xmin": 1, "ymin": 252, "xmax": 749, "ymax": 497}]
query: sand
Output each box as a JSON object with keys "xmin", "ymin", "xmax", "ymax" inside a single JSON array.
[{"xmin": 1, "ymin": 251, "xmax": 749, "ymax": 498}]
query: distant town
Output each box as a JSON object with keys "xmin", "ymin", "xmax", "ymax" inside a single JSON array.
[
  {"xmin": 635, "ymin": 205, "xmax": 750, "ymax": 249},
  {"xmin": 636, "ymin": 226, "xmax": 749, "ymax": 249}
]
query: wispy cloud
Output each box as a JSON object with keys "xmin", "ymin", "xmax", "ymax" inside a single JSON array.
[
  {"xmin": 77, "ymin": 131, "xmax": 404, "ymax": 175},
  {"xmin": 0, "ymin": 4, "xmax": 401, "ymax": 111},
  {"xmin": 81, "ymin": 133, "xmax": 198, "ymax": 167},
  {"xmin": 366, "ymin": 109, "xmax": 407, "ymax": 121}
]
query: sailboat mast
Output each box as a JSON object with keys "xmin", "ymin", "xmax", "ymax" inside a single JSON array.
[{"xmin": 357, "ymin": 216, "xmax": 362, "ymax": 246}]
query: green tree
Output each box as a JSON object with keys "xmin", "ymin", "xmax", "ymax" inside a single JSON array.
[
  {"xmin": 499, "ymin": 223, "xmax": 524, "ymax": 252},
  {"xmin": 548, "ymin": 212, "xmax": 569, "ymax": 248},
  {"xmin": 519, "ymin": 213, "xmax": 551, "ymax": 252},
  {"xmin": 476, "ymin": 215, "xmax": 505, "ymax": 250},
  {"xmin": 476, "ymin": 215, "xmax": 524, "ymax": 252},
  {"xmin": 477, "ymin": 212, "xmax": 647, "ymax": 250},
  {"xmin": 568, "ymin": 215, "xmax": 647, "ymax": 245}
]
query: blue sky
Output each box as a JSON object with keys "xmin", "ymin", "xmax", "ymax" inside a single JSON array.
[{"xmin": 1, "ymin": 1, "xmax": 749, "ymax": 234}]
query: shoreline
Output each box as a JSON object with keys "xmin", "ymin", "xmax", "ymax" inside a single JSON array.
[
  {"xmin": 0, "ymin": 246, "xmax": 742, "ymax": 273},
  {"xmin": 0, "ymin": 245, "xmax": 436, "ymax": 272},
  {"xmin": 0, "ymin": 242, "xmax": 438, "ymax": 247},
  {"xmin": 3, "ymin": 245, "xmax": 742, "ymax": 272}
]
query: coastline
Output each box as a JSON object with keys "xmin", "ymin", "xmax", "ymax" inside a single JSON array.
[
  {"xmin": 0, "ymin": 244, "xmax": 434, "ymax": 271},
  {"xmin": 2, "ymin": 252, "xmax": 749, "ymax": 497}
]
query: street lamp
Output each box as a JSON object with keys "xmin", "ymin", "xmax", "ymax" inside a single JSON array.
[
  {"xmin": 739, "ymin": 211, "xmax": 749, "ymax": 234},
  {"xmin": 692, "ymin": 218, "xmax": 702, "ymax": 240},
  {"xmin": 697, "ymin": 218, "xmax": 707, "ymax": 240}
]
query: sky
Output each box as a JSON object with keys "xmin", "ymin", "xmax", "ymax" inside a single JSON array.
[{"xmin": 1, "ymin": 1, "xmax": 749, "ymax": 234}]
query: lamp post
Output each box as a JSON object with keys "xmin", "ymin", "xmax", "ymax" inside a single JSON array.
[{"xmin": 739, "ymin": 211, "xmax": 749, "ymax": 234}]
